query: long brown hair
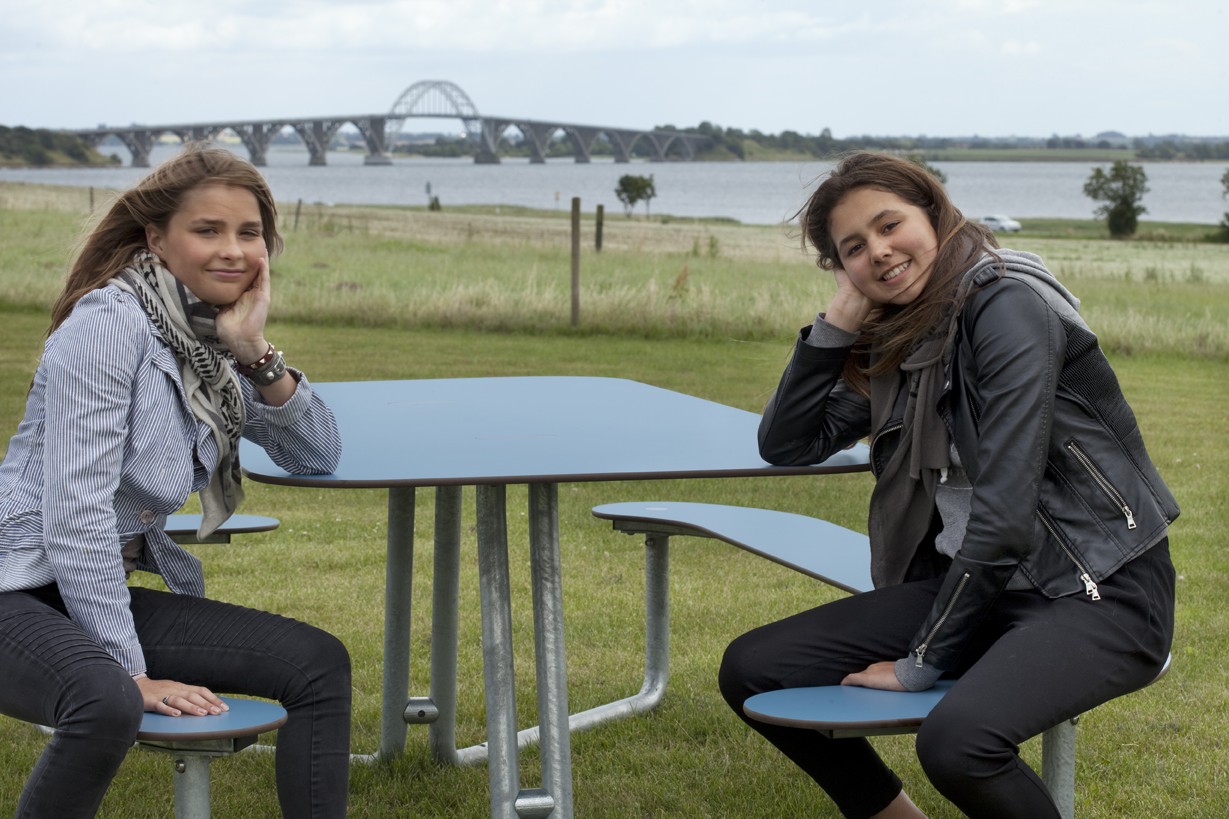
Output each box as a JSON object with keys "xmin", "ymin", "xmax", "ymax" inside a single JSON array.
[
  {"xmin": 798, "ymin": 151, "xmax": 997, "ymax": 396},
  {"xmin": 48, "ymin": 143, "xmax": 283, "ymax": 336}
]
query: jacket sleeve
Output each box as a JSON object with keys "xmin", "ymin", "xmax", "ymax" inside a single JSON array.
[
  {"xmin": 906, "ymin": 279, "xmax": 1066, "ymax": 673},
  {"xmin": 758, "ymin": 325, "xmax": 871, "ymax": 466},
  {"xmin": 240, "ymin": 370, "xmax": 342, "ymax": 475},
  {"xmin": 42, "ymin": 295, "xmax": 149, "ymax": 676}
]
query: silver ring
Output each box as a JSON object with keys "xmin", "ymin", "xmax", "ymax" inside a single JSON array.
[{"xmin": 162, "ymin": 695, "xmax": 171, "ymax": 706}]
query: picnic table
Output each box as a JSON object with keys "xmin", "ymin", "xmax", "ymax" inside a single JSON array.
[{"xmin": 240, "ymin": 376, "xmax": 869, "ymax": 818}]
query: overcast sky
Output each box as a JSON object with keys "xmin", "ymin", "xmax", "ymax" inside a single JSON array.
[{"xmin": 3, "ymin": 0, "xmax": 1225, "ymax": 139}]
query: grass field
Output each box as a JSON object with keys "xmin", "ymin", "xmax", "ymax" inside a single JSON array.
[{"xmin": 1, "ymin": 181, "xmax": 1227, "ymax": 817}]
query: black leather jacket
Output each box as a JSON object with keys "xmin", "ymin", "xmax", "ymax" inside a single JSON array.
[{"xmin": 759, "ymin": 268, "xmax": 1178, "ymax": 673}]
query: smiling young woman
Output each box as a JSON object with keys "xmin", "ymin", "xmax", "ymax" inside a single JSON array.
[
  {"xmin": 144, "ymin": 182, "xmax": 267, "ymax": 309},
  {"xmin": 0, "ymin": 145, "xmax": 350, "ymax": 817},
  {"xmin": 718, "ymin": 152, "xmax": 1178, "ymax": 819},
  {"xmin": 828, "ymin": 186, "xmax": 938, "ymax": 310}
]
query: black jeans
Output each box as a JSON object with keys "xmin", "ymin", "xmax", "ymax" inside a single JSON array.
[
  {"xmin": 0, "ymin": 585, "xmax": 351, "ymax": 818},
  {"xmin": 718, "ymin": 540, "xmax": 1175, "ymax": 819}
]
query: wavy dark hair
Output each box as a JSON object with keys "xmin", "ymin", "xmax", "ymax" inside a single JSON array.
[
  {"xmin": 797, "ymin": 151, "xmax": 997, "ymax": 396},
  {"xmin": 48, "ymin": 143, "xmax": 282, "ymax": 335}
]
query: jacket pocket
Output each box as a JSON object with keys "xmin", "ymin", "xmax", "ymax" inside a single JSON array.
[
  {"xmin": 1037, "ymin": 507, "xmax": 1101, "ymax": 600},
  {"xmin": 1065, "ymin": 439, "xmax": 1136, "ymax": 530}
]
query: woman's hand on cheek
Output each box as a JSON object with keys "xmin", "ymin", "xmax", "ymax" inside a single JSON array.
[
  {"xmin": 216, "ymin": 255, "xmax": 272, "ymax": 364},
  {"xmin": 824, "ymin": 267, "xmax": 877, "ymax": 333}
]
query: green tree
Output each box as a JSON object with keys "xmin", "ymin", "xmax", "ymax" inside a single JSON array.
[
  {"xmin": 1083, "ymin": 160, "xmax": 1149, "ymax": 238},
  {"xmin": 615, "ymin": 174, "xmax": 656, "ymax": 217}
]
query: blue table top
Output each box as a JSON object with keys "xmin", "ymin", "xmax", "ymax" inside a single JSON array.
[{"xmin": 241, "ymin": 377, "xmax": 869, "ymax": 488}]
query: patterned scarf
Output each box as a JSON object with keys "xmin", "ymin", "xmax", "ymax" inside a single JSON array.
[{"xmin": 111, "ymin": 249, "xmax": 245, "ymax": 538}]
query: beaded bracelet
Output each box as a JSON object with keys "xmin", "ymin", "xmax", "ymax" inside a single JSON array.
[{"xmin": 237, "ymin": 343, "xmax": 288, "ymax": 385}]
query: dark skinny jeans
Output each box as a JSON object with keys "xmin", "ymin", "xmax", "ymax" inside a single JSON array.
[
  {"xmin": 718, "ymin": 540, "xmax": 1174, "ymax": 818},
  {"xmin": 0, "ymin": 584, "xmax": 351, "ymax": 818}
]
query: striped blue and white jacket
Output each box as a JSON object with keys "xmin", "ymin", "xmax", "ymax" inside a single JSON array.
[{"xmin": 0, "ymin": 285, "xmax": 341, "ymax": 677}]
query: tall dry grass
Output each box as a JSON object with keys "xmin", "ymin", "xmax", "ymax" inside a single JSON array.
[{"xmin": 3, "ymin": 179, "xmax": 1227, "ymax": 358}]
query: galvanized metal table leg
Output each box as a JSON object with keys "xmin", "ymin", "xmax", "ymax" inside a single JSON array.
[
  {"xmin": 428, "ymin": 485, "xmax": 463, "ymax": 764},
  {"xmin": 530, "ymin": 530, "xmax": 669, "ymax": 735},
  {"xmin": 528, "ymin": 483, "xmax": 572, "ymax": 818},
  {"xmin": 446, "ymin": 525, "xmax": 671, "ymax": 771},
  {"xmin": 380, "ymin": 486, "xmax": 415, "ymax": 759},
  {"xmin": 476, "ymin": 484, "xmax": 521, "ymax": 817}
]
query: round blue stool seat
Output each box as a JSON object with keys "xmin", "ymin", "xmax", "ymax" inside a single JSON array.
[
  {"xmin": 138, "ymin": 697, "xmax": 287, "ymax": 743},
  {"xmin": 743, "ymin": 681, "xmax": 956, "ymax": 738},
  {"xmin": 163, "ymin": 514, "xmax": 281, "ymax": 544}
]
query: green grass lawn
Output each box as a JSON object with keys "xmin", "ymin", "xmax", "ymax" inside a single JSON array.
[{"xmin": 1, "ymin": 186, "xmax": 1227, "ymax": 817}]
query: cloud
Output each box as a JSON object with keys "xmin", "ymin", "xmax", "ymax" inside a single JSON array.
[
  {"xmin": 5, "ymin": 0, "xmax": 849, "ymax": 55},
  {"xmin": 3, "ymin": 0, "xmax": 1226, "ymax": 136},
  {"xmin": 1002, "ymin": 40, "xmax": 1042, "ymax": 55}
]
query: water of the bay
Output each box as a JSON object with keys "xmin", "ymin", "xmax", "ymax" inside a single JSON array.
[{"xmin": 3, "ymin": 144, "xmax": 1226, "ymax": 226}]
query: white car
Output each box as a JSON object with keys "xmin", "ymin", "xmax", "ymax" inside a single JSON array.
[{"xmin": 981, "ymin": 214, "xmax": 1022, "ymax": 232}]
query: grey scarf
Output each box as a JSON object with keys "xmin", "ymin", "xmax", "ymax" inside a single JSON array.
[
  {"xmin": 865, "ymin": 249, "xmax": 1080, "ymax": 588},
  {"xmin": 111, "ymin": 250, "xmax": 245, "ymax": 538}
]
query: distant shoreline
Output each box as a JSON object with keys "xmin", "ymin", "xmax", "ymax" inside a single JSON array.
[
  {"xmin": 4, "ymin": 155, "xmax": 1225, "ymax": 171},
  {"xmin": 7, "ymin": 145, "xmax": 1229, "ymax": 171}
]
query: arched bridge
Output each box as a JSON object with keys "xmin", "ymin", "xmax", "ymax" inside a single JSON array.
[{"xmin": 71, "ymin": 80, "xmax": 710, "ymax": 167}]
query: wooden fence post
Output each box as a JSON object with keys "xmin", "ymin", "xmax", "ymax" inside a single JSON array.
[
  {"xmin": 595, "ymin": 204, "xmax": 604, "ymax": 253},
  {"xmin": 571, "ymin": 197, "xmax": 581, "ymax": 326}
]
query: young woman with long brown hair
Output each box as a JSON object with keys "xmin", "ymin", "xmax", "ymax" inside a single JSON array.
[
  {"xmin": 719, "ymin": 151, "xmax": 1177, "ymax": 818},
  {"xmin": 0, "ymin": 145, "xmax": 350, "ymax": 817}
]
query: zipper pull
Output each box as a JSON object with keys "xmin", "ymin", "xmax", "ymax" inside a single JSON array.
[
  {"xmin": 914, "ymin": 646, "xmax": 927, "ymax": 668},
  {"xmin": 1082, "ymin": 573, "xmax": 1101, "ymax": 601},
  {"xmin": 1123, "ymin": 506, "xmax": 1137, "ymax": 530}
]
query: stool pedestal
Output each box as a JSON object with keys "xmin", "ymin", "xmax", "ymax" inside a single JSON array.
[{"xmin": 136, "ymin": 698, "xmax": 287, "ymax": 819}]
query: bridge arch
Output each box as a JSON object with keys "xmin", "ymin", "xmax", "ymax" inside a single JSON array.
[
  {"xmin": 391, "ymin": 80, "xmax": 480, "ymax": 118},
  {"xmin": 389, "ymin": 80, "xmax": 483, "ymax": 141}
]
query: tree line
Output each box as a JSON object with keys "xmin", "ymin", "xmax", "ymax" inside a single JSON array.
[{"xmin": 0, "ymin": 126, "xmax": 117, "ymax": 167}]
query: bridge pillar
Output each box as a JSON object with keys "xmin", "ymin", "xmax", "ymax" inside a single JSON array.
[
  {"xmin": 189, "ymin": 126, "xmax": 222, "ymax": 143},
  {"xmin": 669, "ymin": 136, "xmax": 697, "ymax": 161},
  {"xmin": 568, "ymin": 127, "xmax": 598, "ymax": 164},
  {"xmin": 641, "ymin": 133, "xmax": 669, "ymax": 163},
  {"xmin": 165, "ymin": 127, "xmax": 224, "ymax": 153},
  {"xmin": 356, "ymin": 116, "xmax": 393, "ymax": 165},
  {"xmin": 234, "ymin": 122, "xmax": 282, "ymax": 167},
  {"xmin": 607, "ymin": 130, "xmax": 640, "ymax": 163},
  {"xmin": 473, "ymin": 119, "xmax": 503, "ymax": 164},
  {"xmin": 290, "ymin": 119, "xmax": 344, "ymax": 166},
  {"xmin": 122, "ymin": 130, "xmax": 156, "ymax": 167},
  {"xmin": 521, "ymin": 122, "xmax": 559, "ymax": 164}
]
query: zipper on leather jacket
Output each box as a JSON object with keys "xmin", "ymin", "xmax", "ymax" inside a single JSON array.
[
  {"xmin": 870, "ymin": 421, "xmax": 903, "ymax": 477},
  {"xmin": 914, "ymin": 572, "xmax": 970, "ymax": 667},
  {"xmin": 1039, "ymin": 512, "xmax": 1101, "ymax": 601},
  {"xmin": 1066, "ymin": 440, "xmax": 1137, "ymax": 530}
]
